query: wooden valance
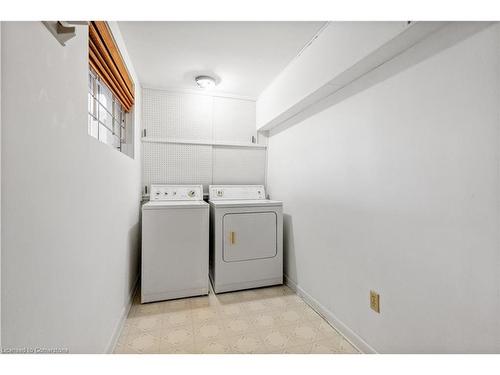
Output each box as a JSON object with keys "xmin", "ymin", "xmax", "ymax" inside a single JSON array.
[{"xmin": 89, "ymin": 21, "xmax": 134, "ymax": 112}]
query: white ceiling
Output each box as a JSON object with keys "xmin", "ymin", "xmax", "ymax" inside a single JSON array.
[{"xmin": 118, "ymin": 22, "xmax": 326, "ymax": 98}]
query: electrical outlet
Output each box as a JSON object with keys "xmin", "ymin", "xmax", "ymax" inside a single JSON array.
[{"xmin": 370, "ymin": 290, "xmax": 380, "ymax": 313}]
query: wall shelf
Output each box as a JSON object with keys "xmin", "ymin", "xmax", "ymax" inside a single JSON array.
[{"xmin": 141, "ymin": 137, "xmax": 267, "ymax": 149}]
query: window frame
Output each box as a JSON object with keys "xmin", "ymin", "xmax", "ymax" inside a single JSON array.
[{"xmin": 88, "ymin": 66, "xmax": 127, "ymax": 151}]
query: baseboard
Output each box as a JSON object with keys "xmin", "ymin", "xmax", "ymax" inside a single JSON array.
[
  {"xmin": 105, "ymin": 275, "xmax": 140, "ymax": 354},
  {"xmin": 284, "ymin": 274, "xmax": 377, "ymax": 354}
]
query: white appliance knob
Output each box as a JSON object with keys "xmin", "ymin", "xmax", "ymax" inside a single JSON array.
[{"xmin": 188, "ymin": 190, "xmax": 195, "ymax": 197}]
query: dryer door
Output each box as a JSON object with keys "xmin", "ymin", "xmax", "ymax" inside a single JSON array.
[{"xmin": 223, "ymin": 212, "xmax": 277, "ymax": 262}]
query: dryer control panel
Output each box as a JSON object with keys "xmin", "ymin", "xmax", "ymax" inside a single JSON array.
[
  {"xmin": 209, "ymin": 185, "xmax": 266, "ymax": 200},
  {"xmin": 150, "ymin": 185, "xmax": 203, "ymax": 201}
]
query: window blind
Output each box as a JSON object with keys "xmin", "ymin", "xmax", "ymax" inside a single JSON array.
[{"xmin": 88, "ymin": 21, "xmax": 134, "ymax": 112}]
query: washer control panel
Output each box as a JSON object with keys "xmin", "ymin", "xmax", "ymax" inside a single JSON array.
[
  {"xmin": 209, "ymin": 185, "xmax": 266, "ymax": 200},
  {"xmin": 150, "ymin": 185, "xmax": 203, "ymax": 201}
]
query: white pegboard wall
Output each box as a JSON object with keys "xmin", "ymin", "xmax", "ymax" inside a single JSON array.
[
  {"xmin": 142, "ymin": 88, "xmax": 266, "ymax": 194},
  {"xmin": 213, "ymin": 96, "xmax": 256, "ymax": 144},
  {"xmin": 143, "ymin": 89, "xmax": 213, "ymax": 140},
  {"xmin": 142, "ymin": 142, "xmax": 213, "ymax": 191},
  {"xmin": 212, "ymin": 146, "xmax": 266, "ymax": 185}
]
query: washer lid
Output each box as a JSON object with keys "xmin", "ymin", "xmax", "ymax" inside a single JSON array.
[{"xmin": 143, "ymin": 200, "xmax": 209, "ymax": 210}]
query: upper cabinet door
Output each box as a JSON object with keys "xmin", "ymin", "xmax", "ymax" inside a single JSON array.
[
  {"xmin": 143, "ymin": 89, "xmax": 213, "ymax": 140},
  {"xmin": 213, "ymin": 97, "xmax": 256, "ymax": 144}
]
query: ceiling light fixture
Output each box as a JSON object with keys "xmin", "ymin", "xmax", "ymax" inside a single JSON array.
[{"xmin": 195, "ymin": 75, "xmax": 217, "ymax": 89}]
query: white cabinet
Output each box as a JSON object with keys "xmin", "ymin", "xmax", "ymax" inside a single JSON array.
[
  {"xmin": 143, "ymin": 90, "xmax": 213, "ymax": 140},
  {"xmin": 213, "ymin": 97, "xmax": 256, "ymax": 144}
]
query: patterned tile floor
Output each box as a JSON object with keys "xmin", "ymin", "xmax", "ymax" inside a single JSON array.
[{"xmin": 114, "ymin": 285, "xmax": 359, "ymax": 354}]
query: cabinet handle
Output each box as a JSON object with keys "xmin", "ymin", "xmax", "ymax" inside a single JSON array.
[{"xmin": 230, "ymin": 231, "xmax": 235, "ymax": 245}]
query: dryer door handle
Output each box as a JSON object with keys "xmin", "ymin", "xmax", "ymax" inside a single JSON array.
[{"xmin": 230, "ymin": 231, "xmax": 236, "ymax": 245}]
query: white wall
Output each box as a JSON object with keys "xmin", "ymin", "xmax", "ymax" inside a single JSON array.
[
  {"xmin": 257, "ymin": 22, "xmax": 409, "ymax": 130},
  {"xmin": 266, "ymin": 23, "xmax": 500, "ymax": 353},
  {"xmin": 142, "ymin": 88, "xmax": 266, "ymax": 192},
  {"xmin": 1, "ymin": 22, "xmax": 142, "ymax": 353},
  {"xmin": 0, "ymin": 21, "xmax": 2, "ymax": 348}
]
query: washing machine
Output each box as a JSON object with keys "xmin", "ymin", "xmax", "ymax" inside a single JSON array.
[
  {"xmin": 209, "ymin": 185, "xmax": 283, "ymax": 293},
  {"xmin": 141, "ymin": 184, "xmax": 209, "ymax": 303}
]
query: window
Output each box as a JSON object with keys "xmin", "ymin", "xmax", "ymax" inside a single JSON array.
[
  {"xmin": 88, "ymin": 21, "xmax": 135, "ymax": 155},
  {"xmin": 88, "ymin": 67, "xmax": 126, "ymax": 150}
]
